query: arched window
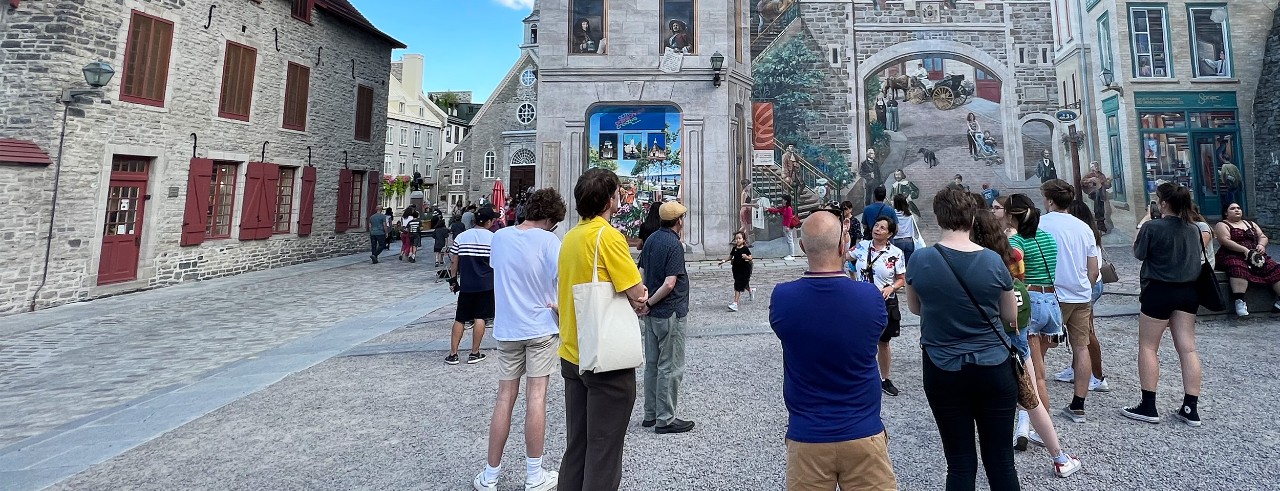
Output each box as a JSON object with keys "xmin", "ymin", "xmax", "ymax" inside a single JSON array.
[
  {"xmin": 484, "ymin": 151, "xmax": 496, "ymax": 179},
  {"xmin": 530, "ymin": 24, "xmax": 538, "ymax": 44},
  {"xmin": 511, "ymin": 148, "xmax": 536, "ymax": 166}
]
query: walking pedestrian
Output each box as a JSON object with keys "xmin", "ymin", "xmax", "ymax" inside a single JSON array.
[
  {"xmin": 767, "ymin": 196, "xmax": 799, "ymax": 260},
  {"xmin": 771, "ymin": 211, "xmax": 897, "ymax": 490},
  {"xmin": 892, "ymin": 194, "xmax": 920, "ymax": 265},
  {"xmin": 849, "ymin": 216, "xmax": 906, "ymax": 397},
  {"xmin": 906, "ymin": 188, "xmax": 1020, "ymax": 491},
  {"xmin": 462, "ymin": 204, "xmax": 477, "ymax": 229},
  {"xmin": 399, "ymin": 206, "xmax": 416, "ymax": 261},
  {"xmin": 1038, "ymin": 180, "xmax": 1101, "ymax": 424},
  {"xmin": 971, "ymin": 209, "xmax": 1083, "ymax": 478},
  {"xmin": 1122, "ymin": 182, "xmax": 1206, "ymax": 427},
  {"xmin": 718, "ymin": 231, "xmax": 754, "ymax": 312},
  {"xmin": 1055, "ymin": 200, "xmax": 1111, "ymax": 392},
  {"xmin": 369, "ymin": 206, "xmax": 388, "ymax": 263},
  {"xmin": 405, "ymin": 211, "xmax": 422, "ymax": 263},
  {"xmin": 432, "ymin": 214, "xmax": 449, "ymax": 267},
  {"xmin": 472, "ymin": 189, "xmax": 566, "ymax": 491},
  {"xmin": 445, "ymin": 207, "xmax": 497, "ymax": 365},
  {"xmin": 1005, "ymin": 193, "xmax": 1063, "ymax": 425},
  {"xmin": 556, "ymin": 168, "xmax": 650, "ymax": 491},
  {"xmin": 637, "ymin": 201, "xmax": 694, "ymax": 434}
]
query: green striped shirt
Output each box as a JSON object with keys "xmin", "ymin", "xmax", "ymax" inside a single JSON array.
[{"xmin": 1009, "ymin": 230, "xmax": 1057, "ymax": 286}]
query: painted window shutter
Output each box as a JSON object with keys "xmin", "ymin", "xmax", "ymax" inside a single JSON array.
[
  {"xmin": 297, "ymin": 166, "xmax": 317, "ymax": 236},
  {"xmin": 366, "ymin": 171, "xmax": 380, "ymax": 219},
  {"xmin": 336, "ymin": 168, "xmax": 353, "ymax": 232},
  {"xmin": 239, "ymin": 163, "xmax": 265, "ymax": 240},
  {"xmin": 182, "ymin": 158, "xmax": 215, "ymax": 246},
  {"xmin": 259, "ymin": 163, "xmax": 280, "ymax": 239}
]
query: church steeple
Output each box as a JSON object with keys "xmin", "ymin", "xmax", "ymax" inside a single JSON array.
[{"xmin": 522, "ymin": 9, "xmax": 540, "ymax": 55}]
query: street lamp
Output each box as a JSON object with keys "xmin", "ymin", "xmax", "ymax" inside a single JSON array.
[
  {"xmin": 710, "ymin": 51, "xmax": 725, "ymax": 87},
  {"xmin": 61, "ymin": 60, "xmax": 115, "ymax": 102},
  {"xmin": 1099, "ymin": 66, "xmax": 1124, "ymax": 96}
]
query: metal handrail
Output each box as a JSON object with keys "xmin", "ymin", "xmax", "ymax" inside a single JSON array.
[
  {"xmin": 771, "ymin": 137, "xmax": 838, "ymax": 191},
  {"xmin": 751, "ymin": 1, "xmax": 799, "ymax": 49}
]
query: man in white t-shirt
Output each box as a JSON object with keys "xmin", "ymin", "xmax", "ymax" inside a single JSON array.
[
  {"xmin": 472, "ymin": 188, "xmax": 566, "ymax": 491},
  {"xmin": 1038, "ymin": 179, "xmax": 1101, "ymax": 424}
]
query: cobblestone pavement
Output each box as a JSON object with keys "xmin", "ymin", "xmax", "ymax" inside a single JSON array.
[{"xmin": 42, "ymin": 262, "xmax": 1280, "ymax": 491}]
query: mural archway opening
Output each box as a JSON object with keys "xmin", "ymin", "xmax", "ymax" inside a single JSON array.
[{"xmin": 1021, "ymin": 120, "xmax": 1056, "ymax": 181}]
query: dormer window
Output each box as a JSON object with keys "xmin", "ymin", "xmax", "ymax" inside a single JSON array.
[{"xmin": 399, "ymin": 102, "xmax": 405, "ymax": 113}]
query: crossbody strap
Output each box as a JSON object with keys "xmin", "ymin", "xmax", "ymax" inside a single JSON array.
[
  {"xmin": 1031, "ymin": 236, "xmax": 1053, "ymax": 285},
  {"xmin": 934, "ymin": 246, "xmax": 1014, "ymax": 353}
]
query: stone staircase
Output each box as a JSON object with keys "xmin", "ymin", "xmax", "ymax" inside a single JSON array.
[{"xmin": 751, "ymin": 1, "xmax": 800, "ymax": 60}]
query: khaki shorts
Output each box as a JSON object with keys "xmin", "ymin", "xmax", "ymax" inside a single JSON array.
[
  {"xmin": 498, "ymin": 334, "xmax": 559, "ymax": 380},
  {"xmin": 785, "ymin": 431, "xmax": 896, "ymax": 490},
  {"xmin": 1059, "ymin": 302, "xmax": 1094, "ymax": 348}
]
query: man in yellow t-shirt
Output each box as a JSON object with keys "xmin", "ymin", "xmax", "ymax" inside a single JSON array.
[{"xmin": 556, "ymin": 168, "xmax": 649, "ymax": 491}]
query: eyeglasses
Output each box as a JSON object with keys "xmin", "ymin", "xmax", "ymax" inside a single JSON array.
[{"xmin": 992, "ymin": 205, "xmax": 1005, "ymax": 210}]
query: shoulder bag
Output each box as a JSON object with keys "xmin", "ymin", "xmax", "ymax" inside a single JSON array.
[
  {"xmin": 574, "ymin": 226, "xmax": 644, "ymax": 374},
  {"xmin": 1195, "ymin": 225, "xmax": 1228, "ymax": 312},
  {"xmin": 1245, "ymin": 221, "xmax": 1268, "ymax": 273},
  {"xmin": 935, "ymin": 246, "xmax": 1039, "ymax": 410},
  {"xmin": 1099, "ymin": 246, "xmax": 1120, "ymax": 284}
]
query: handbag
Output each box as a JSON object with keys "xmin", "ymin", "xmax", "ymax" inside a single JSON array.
[
  {"xmin": 1099, "ymin": 247, "xmax": 1120, "ymax": 284},
  {"xmin": 1194, "ymin": 229, "xmax": 1227, "ymax": 312},
  {"xmin": 935, "ymin": 246, "xmax": 1039, "ymax": 410},
  {"xmin": 1246, "ymin": 222, "xmax": 1268, "ymax": 273},
  {"xmin": 573, "ymin": 226, "xmax": 644, "ymax": 374},
  {"xmin": 911, "ymin": 217, "xmax": 927, "ymax": 250}
]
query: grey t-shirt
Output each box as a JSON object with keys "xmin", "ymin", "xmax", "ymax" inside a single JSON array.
[
  {"xmin": 1134, "ymin": 217, "xmax": 1202, "ymax": 284},
  {"xmin": 368, "ymin": 213, "xmax": 386, "ymax": 235},
  {"xmin": 462, "ymin": 211, "xmax": 475, "ymax": 229},
  {"xmin": 907, "ymin": 245, "xmax": 1013, "ymax": 372},
  {"xmin": 638, "ymin": 228, "xmax": 689, "ymax": 318}
]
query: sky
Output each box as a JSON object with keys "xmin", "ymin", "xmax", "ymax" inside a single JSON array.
[{"xmin": 349, "ymin": 0, "xmax": 534, "ymax": 103}]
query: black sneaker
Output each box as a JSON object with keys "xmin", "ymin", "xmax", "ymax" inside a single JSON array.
[
  {"xmin": 655, "ymin": 419, "xmax": 695, "ymax": 434},
  {"xmin": 1176, "ymin": 405, "xmax": 1202, "ymax": 427},
  {"xmin": 409, "ymin": 256, "xmax": 416, "ymax": 263},
  {"xmin": 467, "ymin": 352, "xmax": 487, "ymax": 364},
  {"xmin": 882, "ymin": 379, "xmax": 900, "ymax": 397},
  {"xmin": 1120, "ymin": 405, "xmax": 1160, "ymax": 424},
  {"xmin": 371, "ymin": 255, "xmax": 378, "ymax": 264},
  {"xmin": 641, "ymin": 419, "xmax": 657, "ymax": 428},
  {"xmin": 444, "ymin": 354, "xmax": 460, "ymax": 365}
]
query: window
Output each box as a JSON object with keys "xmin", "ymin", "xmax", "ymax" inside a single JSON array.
[
  {"xmin": 569, "ymin": 0, "xmax": 606, "ymax": 54},
  {"xmin": 484, "ymin": 151, "xmax": 496, "ymax": 179},
  {"xmin": 274, "ymin": 167, "xmax": 296, "ymax": 233},
  {"xmin": 399, "ymin": 154, "xmax": 406, "ymax": 175},
  {"xmin": 530, "ymin": 24, "xmax": 538, "ymax": 44},
  {"xmin": 354, "ymin": 84, "xmax": 374, "ymax": 141},
  {"xmin": 291, "ymin": 0, "xmax": 313, "ymax": 23},
  {"xmin": 520, "ymin": 68, "xmax": 536, "ymax": 87},
  {"xmin": 452, "ymin": 168, "xmax": 464, "ymax": 185},
  {"xmin": 1103, "ymin": 99, "xmax": 1126, "ymax": 202},
  {"xmin": 426, "ymin": 132, "xmax": 434, "ymax": 150},
  {"xmin": 511, "ymin": 148, "xmax": 536, "ymax": 166},
  {"xmin": 218, "ymin": 42, "xmax": 257, "ymax": 121},
  {"xmin": 445, "ymin": 126, "xmax": 452, "ymax": 143},
  {"xmin": 207, "ymin": 162, "xmax": 238, "ymax": 238},
  {"xmin": 517, "ymin": 103, "xmax": 536, "ymax": 125},
  {"xmin": 1098, "ymin": 13, "xmax": 1114, "ymax": 72},
  {"xmin": 384, "ymin": 154, "xmax": 394, "ymax": 174},
  {"xmin": 455, "ymin": 151, "xmax": 464, "ymax": 163},
  {"xmin": 1190, "ymin": 7, "xmax": 1231, "ymax": 78},
  {"xmin": 120, "ymin": 10, "xmax": 174, "ymax": 107},
  {"xmin": 282, "ymin": 62, "xmax": 310, "ymax": 131},
  {"xmin": 398, "ymin": 102, "xmax": 406, "ymax": 114},
  {"xmin": 400, "ymin": 128, "xmax": 408, "ymax": 145},
  {"xmin": 413, "ymin": 128, "xmax": 422, "ymax": 147},
  {"xmin": 386, "ymin": 126, "xmax": 393, "ymax": 144},
  {"xmin": 412, "ymin": 157, "xmax": 421, "ymax": 174},
  {"xmin": 349, "ymin": 171, "xmax": 365, "ymax": 229},
  {"xmin": 1130, "ymin": 7, "xmax": 1171, "ymax": 78},
  {"xmin": 419, "ymin": 107, "xmax": 424, "ymax": 117},
  {"xmin": 659, "ymin": 0, "xmax": 696, "ymax": 54}
]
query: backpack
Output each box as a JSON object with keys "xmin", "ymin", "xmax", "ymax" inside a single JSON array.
[{"xmin": 1222, "ymin": 169, "xmax": 1240, "ymax": 190}]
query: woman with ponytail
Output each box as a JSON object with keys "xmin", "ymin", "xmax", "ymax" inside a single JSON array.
[{"xmin": 1123, "ymin": 182, "xmax": 1205, "ymax": 427}]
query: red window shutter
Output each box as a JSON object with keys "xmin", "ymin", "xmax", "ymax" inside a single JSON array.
[
  {"xmin": 282, "ymin": 63, "xmax": 310, "ymax": 131},
  {"xmin": 238, "ymin": 162, "xmax": 265, "ymax": 240},
  {"xmin": 182, "ymin": 158, "xmax": 215, "ymax": 246},
  {"xmin": 259, "ymin": 163, "xmax": 280, "ymax": 239},
  {"xmin": 335, "ymin": 168, "xmax": 353, "ymax": 232},
  {"xmin": 354, "ymin": 85, "xmax": 373, "ymax": 141},
  {"xmin": 297, "ymin": 166, "xmax": 317, "ymax": 236},
  {"xmin": 366, "ymin": 171, "xmax": 380, "ymax": 219}
]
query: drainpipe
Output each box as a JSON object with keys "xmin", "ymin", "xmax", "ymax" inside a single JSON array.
[{"xmin": 30, "ymin": 101, "xmax": 72, "ymax": 311}]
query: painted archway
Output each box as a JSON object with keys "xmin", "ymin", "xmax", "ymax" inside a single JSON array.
[{"xmin": 1017, "ymin": 113, "xmax": 1067, "ymax": 182}]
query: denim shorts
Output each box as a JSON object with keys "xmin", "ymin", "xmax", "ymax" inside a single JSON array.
[
  {"xmin": 1025, "ymin": 291, "xmax": 1065, "ymax": 342},
  {"xmin": 1009, "ymin": 326, "xmax": 1031, "ymax": 359},
  {"xmin": 1091, "ymin": 280, "xmax": 1104, "ymax": 304}
]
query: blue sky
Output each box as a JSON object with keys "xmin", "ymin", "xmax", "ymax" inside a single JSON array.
[{"xmin": 349, "ymin": 0, "xmax": 534, "ymax": 103}]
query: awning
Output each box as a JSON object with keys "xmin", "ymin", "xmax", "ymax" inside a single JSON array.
[{"xmin": 0, "ymin": 138, "xmax": 53, "ymax": 166}]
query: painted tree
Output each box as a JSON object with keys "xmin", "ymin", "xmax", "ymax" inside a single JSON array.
[{"xmin": 753, "ymin": 36, "xmax": 824, "ymax": 147}]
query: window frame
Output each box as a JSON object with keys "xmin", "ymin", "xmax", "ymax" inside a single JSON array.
[
  {"xmin": 386, "ymin": 126, "xmax": 393, "ymax": 144},
  {"xmin": 658, "ymin": 0, "xmax": 698, "ymax": 55},
  {"xmin": 399, "ymin": 154, "xmax": 407, "ymax": 175},
  {"xmin": 354, "ymin": 84, "xmax": 375, "ymax": 141},
  {"xmin": 291, "ymin": 0, "xmax": 313, "ymax": 23},
  {"xmin": 206, "ymin": 162, "xmax": 239, "ymax": 239},
  {"xmin": 568, "ymin": 0, "xmax": 608, "ymax": 55},
  {"xmin": 1187, "ymin": 5, "xmax": 1232, "ymax": 79},
  {"xmin": 413, "ymin": 128, "xmax": 422, "ymax": 148},
  {"xmin": 412, "ymin": 157, "xmax": 421, "ymax": 174},
  {"xmin": 273, "ymin": 166, "xmax": 297, "ymax": 234},
  {"xmin": 349, "ymin": 171, "xmax": 365, "ymax": 230},
  {"xmin": 1128, "ymin": 6, "xmax": 1173, "ymax": 79},
  {"xmin": 119, "ymin": 10, "xmax": 174, "ymax": 107},
  {"xmin": 517, "ymin": 103, "xmax": 536, "ymax": 125},
  {"xmin": 400, "ymin": 128, "xmax": 408, "ymax": 145},
  {"xmin": 218, "ymin": 41, "xmax": 258, "ymax": 122},
  {"xmin": 455, "ymin": 151, "xmax": 464, "ymax": 163},
  {"xmin": 282, "ymin": 62, "xmax": 311, "ymax": 131},
  {"xmin": 1097, "ymin": 13, "xmax": 1114, "ymax": 74},
  {"xmin": 385, "ymin": 154, "xmax": 395, "ymax": 175},
  {"xmin": 483, "ymin": 151, "xmax": 496, "ymax": 179},
  {"xmin": 452, "ymin": 168, "xmax": 464, "ymax": 185}
]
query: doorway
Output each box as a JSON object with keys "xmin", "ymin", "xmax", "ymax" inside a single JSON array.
[
  {"xmin": 1190, "ymin": 133, "xmax": 1240, "ymax": 217},
  {"xmin": 510, "ymin": 165, "xmax": 535, "ymax": 197},
  {"xmin": 97, "ymin": 156, "xmax": 151, "ymax": 285},
  {"xmin": 975, "ymin": 69, "xmax": 1000, "ymax": 103}
]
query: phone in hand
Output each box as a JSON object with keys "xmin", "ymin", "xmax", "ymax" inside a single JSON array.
[{"xmin": 1149, "ymin": 201, "xmax": 1161, "ymax": 220}]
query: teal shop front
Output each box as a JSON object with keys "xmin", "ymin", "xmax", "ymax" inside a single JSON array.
[{"xmin": 1134, "ymin": 91, "xmax": 1243, "ymax": 217}]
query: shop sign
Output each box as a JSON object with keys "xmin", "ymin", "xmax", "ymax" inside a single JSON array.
[
  {"xmin": 1055, "ymin": 110, "xmax": 1079, "ymax": 123},
  {"xmin": 1133, "ymin": 91, "xmax": 1237, "ymax": 108}
]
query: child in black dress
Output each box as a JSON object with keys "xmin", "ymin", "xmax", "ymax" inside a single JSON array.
[{"xmin": 719, "ymin": 231, "xmax": 754, "ymax": 311}]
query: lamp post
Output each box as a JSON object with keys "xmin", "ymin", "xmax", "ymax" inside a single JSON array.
[
  {"xmin": 1099, "ymin": 66, "xmax": 1124, "ymax": 96},
  {"xmin": 710, "ymin": 51, "xmax": 725, "ymax": 87}
]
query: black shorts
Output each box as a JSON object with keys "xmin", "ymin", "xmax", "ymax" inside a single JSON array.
[
  {"xmin": 456, "ymin": 290, "xmax": 496, "ymax": 322},
  {"xmin": 1139, "ymin": 279, "xmax": 1199, "ymax": 320},
  {"xmin": 433, "ymin": 237, "xmax": 446, "ymax": 252},
  {"xmin": 879, "ymin": 298, "xmax": 902, "ymax": 343}
]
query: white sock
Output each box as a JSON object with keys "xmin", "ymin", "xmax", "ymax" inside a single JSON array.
[
  {"xmin": 481, "ymin": 464, "xmax": 500, "ymax": 485},
  {"xmin": 526, "ymin": 456, "xmax": 543, "ymax": 482},
  {"xmin": 1015, "ymin": 410, "xmax": 1030, "ymax": 435}
]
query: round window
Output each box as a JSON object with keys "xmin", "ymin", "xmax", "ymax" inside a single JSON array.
[
  {"xmin": 517, "ymin": 103, "xmax": 536, "ymax": 125},
  {"xmin": 520, "ymin": 68, "xmax": 536, "ymax": 87}
]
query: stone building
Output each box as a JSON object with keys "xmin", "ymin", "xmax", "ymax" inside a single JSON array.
[
  {"xmin": 0, "ymin": 0, "xmax": 402, "ymax": 314},
  {"xmin": 1069, "ymin": 0, "xmax": 1273, "ymax": 232},
  {"xmin": 1254, "ymin": 7, "xmax": 1280, "ymax": 232},
  {"xmin": 439, "ymin": 11, "xmax": 541, "ymax": 210},
  {"xmin": 386, "ymin": 54, "xmax": 447, "ymax": 209}
]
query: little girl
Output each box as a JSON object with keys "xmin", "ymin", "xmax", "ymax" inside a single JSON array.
[{"xmin": 718, "ymin": 231, "xmax": 754, "ymax": 311}]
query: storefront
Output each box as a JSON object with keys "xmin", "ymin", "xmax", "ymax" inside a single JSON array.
[{"xmin": 1134, "ymin": 91, "xmax": 1243, "ymax": 217}]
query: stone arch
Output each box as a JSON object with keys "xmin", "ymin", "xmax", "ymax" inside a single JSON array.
[
  {"xmin": 1017, "ymin": 113, "xmax": 1063, "ymax": 181},
  {"xmin": 852, "ymin": 40, "xmax": 1022, "ymax": 180}
]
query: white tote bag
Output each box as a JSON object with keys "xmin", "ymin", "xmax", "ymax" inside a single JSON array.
[{"xmin": 573, "ymin": 226, "xmax": 644, "ymax": 374}]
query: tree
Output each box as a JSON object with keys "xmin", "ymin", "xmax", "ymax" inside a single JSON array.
[
  {"xmin": 588, "ymin": 148, "xmax": 618, "ymax": 172},
  {"xmin": 433, "ymin": 92, "xmax": 460, "ymax": 111},
  {"xmin": 753, "ymin": 36, "xmax": 824, "ymax": 147}
]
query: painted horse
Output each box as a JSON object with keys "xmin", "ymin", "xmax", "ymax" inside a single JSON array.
[{"xmin": 881, "ymin": 75, "xmax": 915, "ymax": 101}]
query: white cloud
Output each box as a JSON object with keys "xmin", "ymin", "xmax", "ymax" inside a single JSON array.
[{"xmin": 493, "ymin": 0, "xmax": 535, "ymax": 10}]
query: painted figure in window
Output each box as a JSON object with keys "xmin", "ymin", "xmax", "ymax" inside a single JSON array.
[
  {"xmin": 1138, "ymin": 58, "xmax": 1153, "ymax": 77},
  {"xmin": 572, "ymin": 18, "xmax": 601, "ymax": 53},
  {"xmin": 666, "ymin": 19, "xmax": 692, "ymax": 53},
  {"xmin": 1202, "ymin": 50, "xmax": 1228, "ymax": 77}
]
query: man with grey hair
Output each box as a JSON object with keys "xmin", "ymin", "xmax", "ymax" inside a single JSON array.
[{"xmin": 637, "ymin": 201, "xmax": 695, "ymax": 434}]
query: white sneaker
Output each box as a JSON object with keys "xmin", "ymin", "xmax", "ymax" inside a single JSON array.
[
  {"xmin": 1235, "ymin": 299, "xmax": 1249, "ymax": 317},
  {"xmin": 783, "ymin": 255, "xmax": 795, "ymax": 261},
  {"xmin": 728, "ymin": 302, "xmax": 739, "ymax": 312},
  {"xmin": 1089, "ymin": 376, "xmax": 1110, "ymax": 392},
  {"xmin": 473, "ymin": 472, "xmax": 497, "ymax": 491},
  {"xmin": 1028, "ymin": 430, "xmax": 1045, "ymax": 447},
  {"xmin": 749, "ymin": 288, "xmax": 756, "ymax": 301},
  {"xmin": 1013, "ymin": 410, "xmax": 1030, "ymax": 451},
  {"xmin": 526, "ymin": 470, "xmax": 559, "ymax": 491},
  {"xmin": 1055, "ymin": 366, "xmax": 1074, "ymax": 383},
  {"xmin": 1053, "ymin": 453, "xmax": 1083, "ymax": 478}
]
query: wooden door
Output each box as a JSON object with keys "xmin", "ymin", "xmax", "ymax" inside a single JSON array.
[
  {"xmin": 509, "ymin": 165, "xmax": 535, "ymax": 197},
  {"xmin": 975, "ymin": 69, "xmax": 1000, "ymax": 103},
  {"xmin": 98, "ymin": 156, "xmax": 150, "ymax": 285}
]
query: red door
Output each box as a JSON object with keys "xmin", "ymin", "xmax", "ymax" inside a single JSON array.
[
  {"xmin": 976, "ymin": 69, "xmax": 1001, "ymax": 103},
  {"xmin": 97, "ymin": 156, "xmax": 150, "ymax": 285}
]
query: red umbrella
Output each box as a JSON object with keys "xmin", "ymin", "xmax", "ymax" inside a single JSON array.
[{"xmin": 492, "ymin": 179, "xmax": 506, "ymax": 211}]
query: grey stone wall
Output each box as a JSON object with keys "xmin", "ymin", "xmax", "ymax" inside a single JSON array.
[
  {"xmin": 1253, "ymin": 8, "xmax": 1280, "ymax": 231},
  {"xmin": 795, "ymin": 3, "xmax": 852, "ymax": 158},
  {"xmin": 0, "ymin": 0, "xmax": 395, "ymax": 314},
  {"xmin": 441, "ymin": 55, "xmax": 538, "ymax": 203}
]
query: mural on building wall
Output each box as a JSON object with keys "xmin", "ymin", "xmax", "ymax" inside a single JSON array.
[
  {"xmin": 660, "ymin": 0, "xmax": 696, "ymax": 54},
  {"xmin": 569, "ymin": 0, "xmax": 606, "ymax": 54},
  {"xmin": 588, "ymin": 105, "xmax": 683, "ymax": 236}
]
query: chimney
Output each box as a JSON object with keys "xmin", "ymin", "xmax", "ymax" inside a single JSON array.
[{"xmin": 402, "ymin": 54, "xmax": 424, "ymax": 99}]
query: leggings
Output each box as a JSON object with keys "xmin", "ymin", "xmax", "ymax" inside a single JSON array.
[{"xmin": 922, "ymin": 354, "xmax": 1020, "ymax": 491}]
